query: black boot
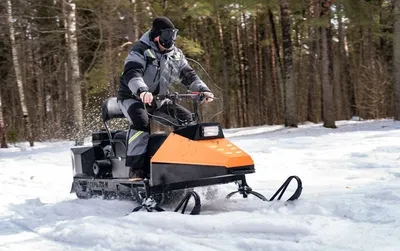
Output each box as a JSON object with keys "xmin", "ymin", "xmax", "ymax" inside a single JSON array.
[
  {"xmin": 129, "ymin": 168, "xmax": 146, "ymax": 181},
  {"xmin": 126, "ymin": 153, "xmax": 147, "ymax": 180}
]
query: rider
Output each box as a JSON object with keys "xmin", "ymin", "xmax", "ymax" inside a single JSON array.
[{"xmin": 117, "ymin": 16, "xmax": 214, "ymax": 180}]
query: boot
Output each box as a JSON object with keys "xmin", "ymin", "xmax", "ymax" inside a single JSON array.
[{"xmin": 129, "ymin": 168, "xmax": 146, "ymax": 181}]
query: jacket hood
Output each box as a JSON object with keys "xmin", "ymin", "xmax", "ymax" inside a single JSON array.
[{"xmin": 139, "ymin": 30, "xmax": 176, "ymax": 54}]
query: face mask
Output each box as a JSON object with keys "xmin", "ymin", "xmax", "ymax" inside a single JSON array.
[{"xmin": 159, "ymin": 29, "xmax": 178, "ymax": 49}]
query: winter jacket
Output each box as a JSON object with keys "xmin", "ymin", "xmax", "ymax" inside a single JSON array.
[{"xmin": 118, "ymin": 31, "xmax": 211, "ymax": 104}]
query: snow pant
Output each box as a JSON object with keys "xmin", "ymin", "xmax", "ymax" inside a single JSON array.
[{"xmin": 118, "ymin": 98, "xmax": 192, "ymax": 174}]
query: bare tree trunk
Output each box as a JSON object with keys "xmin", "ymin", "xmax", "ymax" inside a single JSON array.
[
  {"xmin": 6, "ymin": 0, "xmax": 34, "ymax": 146},
  {"xmin": 257, "ymin": 15, "xmax": 267, "ymax": 124},
  {"xmin": 36, "ymin": 62, "xmax": 45, "ymax": 133},
  {"xmin": 235, "ymin": 20, "xmax": 247, "ymax": 126},
  {"xmin": 252, "ymin": 16, "xmax": 261, "ymax": 125},
  {"xmin": 0, "ymin": 87, "xmax": 7, "ymax": 148},
  {"xmin": 63, "ymin": 0, "xmax": 83, "ymax": 142},
  {"xmin": 270, "ymin": 39, "xmax": 280, "ymax": 123},
  {"xmin": 230, "ymin": 25, "xmax": 241, "ymax": 127},
  {"xmin": 353, "ymin": 27, "xmax": 363, "ymax": 117},
  {"xmin": 280, "ymin": 0, "xmax": 297, "ymax": 127},
  {"xmin": 320, "ymin": 0, "xmax": 336, "ymax": 128},
  {"xmin": 127, "ymin": 0, "xmax": 138, "ymax": 42},
  {"xmin": 60, "ymin": 61, "xmax": 69, "ymax": 137},
  {"xmin": 132, "ymin": 1, "xmax": 138, "ymax": 42},
  {"xmin": 261, "ymin": 13, "xmax": 273, "ymax": 124},
  {"xmin": 163, "ymin": 0, "xmax": 168, "ymax": 10},
  {"xmin": 29, "ymin": 39, "xmax": 45, "ymax": 135},
  {"xmin": 394, "ymin": 0, "xmax": 400, "ymax": 120},
  {"xmin": 107, "ymin": 25, "xmax": 115, "ymax": 95},
  {"xmin": 216, "ymin": 11, "xmax": 231, "ymax": 128},
  {"xmin": 337, "ymin": 3, "xmax": 352, "ymax": 119},
  {"xmin": 268, "ymin": 8, "xmax": 284, "ymax": 113},
  {"xmin": 307, "ymin": 0, "xmax": 319, "ymax": 122},
  {"xmin": 241, "ymin": 13, "xmax": 252, "ymax": 126}
]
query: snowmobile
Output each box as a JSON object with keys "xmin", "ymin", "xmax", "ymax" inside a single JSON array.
[{"xmin": 70, "ymin": 92, "xmax": 302, "ymax": 215}]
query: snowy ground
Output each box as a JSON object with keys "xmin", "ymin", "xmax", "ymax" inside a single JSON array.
[{"xmin": 1, "ymin": 119, "xmax": 400, "ymax": 251}]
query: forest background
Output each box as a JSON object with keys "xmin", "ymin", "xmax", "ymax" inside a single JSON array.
[{"xmin": 1, "ymin": 0, "xmax": 400, "ymax": 147}]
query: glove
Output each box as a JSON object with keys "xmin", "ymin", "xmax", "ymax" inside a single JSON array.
[
  {"xmin": 202, "ymin": 92, "xmax": 214, "ymax": 103},
  {"xmin": 140, "ymin": 91, "xmax": 153, "ymax": 105}
]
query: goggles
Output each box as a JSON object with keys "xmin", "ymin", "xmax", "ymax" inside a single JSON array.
[{"xmin": 160, "ymin": 28, "xmax": 178, "ymax": 41}]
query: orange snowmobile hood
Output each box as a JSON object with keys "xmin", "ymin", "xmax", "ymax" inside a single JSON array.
[{"xmin": 151, "ymin": 133, "xmax": 254, "ymax": 168}]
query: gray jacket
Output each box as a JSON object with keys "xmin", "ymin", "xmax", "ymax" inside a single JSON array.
[{"xmin": 118, "ymin": 31, "xmax": 210, "ymax": 105}]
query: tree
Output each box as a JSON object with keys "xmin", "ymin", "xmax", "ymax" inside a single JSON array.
[
  {"xmin": 6, "ymin": 0, "xmax": 34, "ymax": 146},
  {"xmin": 216, "ymin": 9, "xmax": 231, "ymax": 128},
  {"xmin": 0, "ymin": 86, "xmax": 7, "ymax": 148},
  {"xmin": 394, "ymin": 0, "xmax": 400, "ymax": 120},
  {"xmin": 1, "ymin": 0, "xmax": 399, "ymax": 141},
  {"xmin": 280, "ymin": 0, "xmax": 297, "ymax": 127},
  {"xmin": 62, "ymin": 0, "xmax": 83, "ymax": 142},
  {"xmin": 320, "ymin": 0, "xmax": 336, "ymax": 128}
]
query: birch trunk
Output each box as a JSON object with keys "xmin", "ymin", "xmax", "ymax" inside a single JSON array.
[
  {"xmin": 0, "ymin": 88, "xmax": 7, "ymax": 148},
  {"xmin": 320, "ymin": 0, "xmax": 336, "ymax": 128},
  {"xmin": 129, "ymin": 0, "xmax": 138, "ymax": 42},
  {"xmin": 6, "ymin": 0, "xmax": 34, "ymax": 146},
  {"xmin": 63, "ymin": 0, "xmax": 83, "ymax": 140},
  {"xmin": 394, "ymin": 0, "xmax": 400, "ymax": 120},
  {"xmin": 280, "ymin": 0, "xmax": 297, "ymax": 127}
]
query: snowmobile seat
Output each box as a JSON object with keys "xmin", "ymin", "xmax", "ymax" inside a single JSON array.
[
  {"xmin": 100, "ymin": 97, "xmax": 127, "ymax": 157},
  {"xmin": 114, "ymin": 130, "xmax": 127, "ymax": 141},
  {"xmin": 113, "ymin": 130, "xmax": 128, "ymax": 157},
  {"xmin": 102, "ymin": 97, "xmax": 125, "ymax": 122},
  {"xmin": 100, "ymin": 97, "xmax": 169, "ymax": 157}
]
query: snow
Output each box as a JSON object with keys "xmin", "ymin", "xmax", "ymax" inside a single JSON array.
[{"xmin": 1, "ymin": 119, "xmax": 400, "ymax": 251}]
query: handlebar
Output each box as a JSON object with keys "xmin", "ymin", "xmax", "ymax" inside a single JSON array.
[
  {"xmin": 142, "ymin": 91, "xmax": 214, "ymax": 127},
  {"xmin": 154, "ymin": 92, "xmax": 206, "ymax": 102}
]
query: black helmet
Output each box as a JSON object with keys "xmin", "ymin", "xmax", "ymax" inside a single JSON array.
[{"xmin": 150, "ymin": 16, "xmax": 178, "ymax": 49}]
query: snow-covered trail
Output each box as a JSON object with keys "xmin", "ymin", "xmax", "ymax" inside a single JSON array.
[{"xmin": 1, "ymin": 120, "xmax": 400, "ymax": 251}]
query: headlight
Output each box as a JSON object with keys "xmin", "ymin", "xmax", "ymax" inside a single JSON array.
[{"xmin": 202, "ymin": 125, "xmax": 220, "ymax": 137}]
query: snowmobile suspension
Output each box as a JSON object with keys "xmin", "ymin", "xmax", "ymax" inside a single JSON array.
[
  {"xmin": 226, "ymin": 177, "xmax": 267, "ymax": 201},
  {"xmin": 132, "ymin": 179, "xmax": 202, "ymax": 214},
  {"xmin": 132, "ymin": 179, "xmax": 165, "ymax": 212}
]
